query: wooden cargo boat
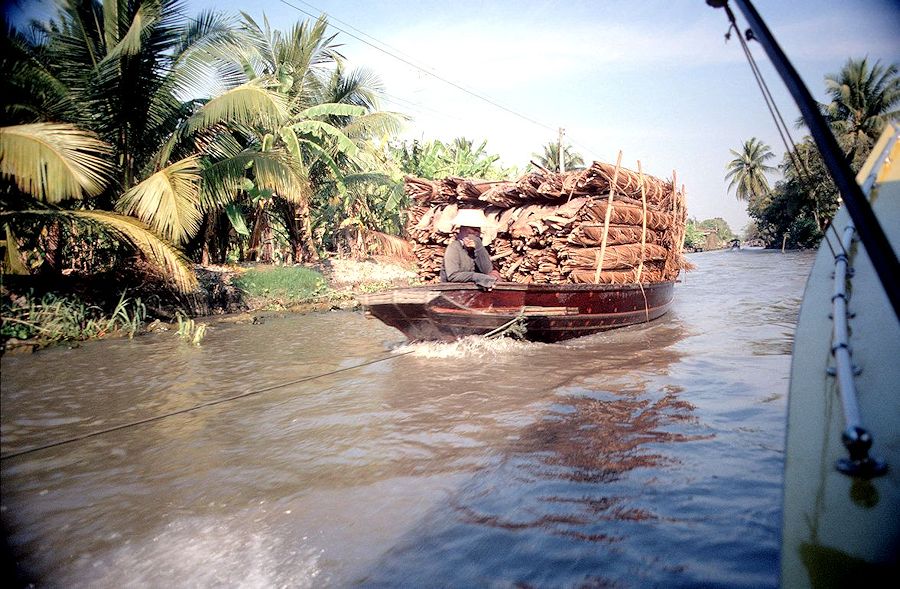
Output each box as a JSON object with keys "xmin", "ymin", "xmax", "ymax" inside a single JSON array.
[{"xmin": 357, "ymin": 281, "xmax": 675, "ymax": 343}]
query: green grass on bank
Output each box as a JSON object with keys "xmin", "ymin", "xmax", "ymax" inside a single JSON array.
[
  {"xmin": 2, "ymin": 292, "xmax": 146, "ymax": 347},
  {"xmin": 232, "ymin": 266, "xmax": 329, "ymax": 303}
]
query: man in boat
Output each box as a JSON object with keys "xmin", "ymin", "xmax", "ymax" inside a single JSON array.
[{"xmin": 440, "ymin": 208, "xmax": 502, "ymax": 289}]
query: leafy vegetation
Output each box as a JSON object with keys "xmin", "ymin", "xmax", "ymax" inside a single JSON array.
[
  {"xmin": 531, "ymin": 141, "xmax": 585, "ymax": 172},
  {"xmin": 175, "ymin": 313, "xmax": 207, "ymax": 345},
  {"xmin": 724, "ymin": 137, "xmax": 776, "ymax": 202},
  {"xmin": 391, "ymin": 137, "xmax": 516, "ymax": 180},
  {"xmin": 683, "ymin": 217, "xmax": 735, "ymax": 250},
  {"xmin": 1, "ymin": 291, "xmax": 146, "ymax": 346},
  {"xmin": 727, "ymin": 57, "xmax": 898, "ymax": 248}
]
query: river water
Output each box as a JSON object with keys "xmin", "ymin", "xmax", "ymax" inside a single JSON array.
[{"xmin": 2, "ymin": 249, "xmax": 814, "ymax": 588}]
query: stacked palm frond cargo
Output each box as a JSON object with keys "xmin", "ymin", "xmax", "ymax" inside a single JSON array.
[{"xmin": 405, "ymin": 157, "xmax": 688, "ymax": 284}]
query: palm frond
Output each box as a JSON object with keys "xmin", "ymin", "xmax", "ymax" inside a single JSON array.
[
  {"xmin": 279, "ymin": 128, "xmax": 345, "ymax": 186},
  {"xmin": 291, "ymin": 119, "xmax": 358, "ymax": 157},
  {"xmin": 100, "ymin": 0, "xmax": 156, "ymax": 62},
  {"xmin": 184, "ymin": 82, "xmax": 289, "ymax": 134},
  {"xmin": 1, "ymin": 25, "xmax": 75, "ymax": 123},
  {"xmin": 200, "ymin": 149, "xmax": 311, "ymax": 209},
  {"xmin": 297, "ymin": 102, "xmax": 367, "ymax": 119},
  {"xmin": 340, "ymin": 111, "xmax": 407, "ymax": 140},
  {"xmin": 117, "ymin": 156, "xmax": 203, "ymax": 244},
  {"xmin": 168, "ymin": 10, "xmax": 244, "ymax": 97},
  {"xmin": 0, "ymin": 123, "xmax": 114, "ymax": 202},
  {"xmin": 1, "ymin": 208, "xmax": 197, "ymax": 292}
]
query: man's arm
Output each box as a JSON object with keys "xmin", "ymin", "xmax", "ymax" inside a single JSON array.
[
  {"xmin": 473, "ymin": 237, "xmax": 501, "ymax": 279},
  {"xmin": 474, "ymin": 244, "xmax": 495, "ymax": 276}
]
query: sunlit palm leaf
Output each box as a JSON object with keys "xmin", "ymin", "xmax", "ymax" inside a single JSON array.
[
  {"xmin": 100, "ymin": 1, "xmax": 155, "ymax": 62},
  {"xmin": 297, "ymin": 103, "xmax": 367, "ymax": 119},
  {"xmin": 101, "ymin": 0, "xmax": 119, "ymax": 50},
  {"xmin": 1, "ymin": 209, "xmax": 197, "ymax": 292},
  {"xmin": 340, "ymin": 111, "xmax": 407, "ymax": 140},
  {"xmin": 200, "ymin": 149, "xmax": 311, "ymax": 209},
  {"xmin": 291, "ymin": 120, "xmax": 358, "ymax": 157},
  {"xmin": 0, "ymin": 123, "xmax": 114, "ymax": 203},
  {"xmin": 323, "ymin": 65, "xmax": 382, "ymax": 111},
  {"xmin": 117, "ymin": 156, "xmax": 202, "ymax": 244},
  {"xmin": 169, "ymin": 10, "xmax": 244, "ymax": 97},
  {"xmin": 185, "ymin": 82, "xmax": 289, "ymax": 134}
]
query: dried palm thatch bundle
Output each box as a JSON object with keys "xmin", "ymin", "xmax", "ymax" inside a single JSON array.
[{"xmin": 403, "ymin": 157, "xmax": 688, "ymax": 284}]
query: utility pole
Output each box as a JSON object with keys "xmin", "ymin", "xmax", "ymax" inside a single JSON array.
[{"xmin": 558, "ymin": 127, "xmax": 566, "ymax": 173}]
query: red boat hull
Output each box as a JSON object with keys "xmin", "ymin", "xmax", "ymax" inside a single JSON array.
[{"xmin": 358, "ymin": 281, "xmax": 675, "ymax": 343}]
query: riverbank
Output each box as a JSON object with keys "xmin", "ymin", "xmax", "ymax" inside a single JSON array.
[{"xmin": 1, "ymin": 256, "xmax": 420, "ymax": 353}]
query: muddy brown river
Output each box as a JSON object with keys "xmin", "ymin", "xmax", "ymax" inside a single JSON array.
[{"xmin": 2, "ymin": 249, "xmax": 814, "ymax": 587}]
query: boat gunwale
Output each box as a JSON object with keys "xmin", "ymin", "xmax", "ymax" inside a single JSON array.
[{"xmin": 375, "ymin": 280, "xmax": 677, "ymax": 294}]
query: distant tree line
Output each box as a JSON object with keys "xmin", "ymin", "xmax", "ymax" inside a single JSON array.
[{"xmin": 683, "ymin": 217, "xmax": 735, "ymax": 250}]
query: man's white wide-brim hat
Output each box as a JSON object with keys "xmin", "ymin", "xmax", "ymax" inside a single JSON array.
[{"xmin": 450, "ymin": 208, "xmax": 489, "ymax": 228}]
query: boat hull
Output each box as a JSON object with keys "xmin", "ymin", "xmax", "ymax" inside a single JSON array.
[
  {"xmin": 781, "ymin": 127, "xmax": 900, "ymax": 586},
  {"xmin": 358, "ymin": 281, "xmax": 675, "ymax": 343}
]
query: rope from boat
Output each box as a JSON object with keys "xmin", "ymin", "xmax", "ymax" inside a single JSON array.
[
  {"xmin": 483, "ymin": 311, "xmax": 528, "ymax": 339},
  {"xmin": 0, "ymin": 349, "xmax": 416, "ymax": 462},
  {"xmin": 2, "ymin": 307, "xmax": 535, "ymax": 462},
  {"xmin": 638, "ymin": 282, "xmax": 650, "ymax": 323},
  {"xmin": 720, "ymin": 6, "xmax": 851, "ymax": 261}
]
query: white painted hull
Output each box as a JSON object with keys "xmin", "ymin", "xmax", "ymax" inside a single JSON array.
[{"xmin": 781, "ymin": 127, "xmax": 900, "ymax": 585}]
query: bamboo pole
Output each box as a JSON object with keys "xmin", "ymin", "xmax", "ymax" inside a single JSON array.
[
  {"xmin": 672, "ymin": 170, "xmax": 677, "ymax": 215},
  {"xmin": 594, "ymin": 150, "xmax": 623, "ymax": 283},
  {"xmin": 679, "ymin": 184, "xmax": 686, "ymax": 257},
  {"xmin": 635, "ymin": 160, "xmax": 647, "ymax": 283}
]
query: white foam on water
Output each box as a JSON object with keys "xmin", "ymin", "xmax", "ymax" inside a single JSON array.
[
  {"xmin": 394, "ymin": 335, "xmax": 542, "ymax": 359},
  {"xmin": 84, "ymin": 516, "xmax": 322, "ymax": 588}
]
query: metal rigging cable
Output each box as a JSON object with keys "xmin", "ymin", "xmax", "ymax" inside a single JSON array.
[
  {"xmin": 721, "ymin": 6, "xmax": 848, "ymax": 258},
  {"xmin": 710, "ymin": 0, "xmax": 900, "ymax": 319}
]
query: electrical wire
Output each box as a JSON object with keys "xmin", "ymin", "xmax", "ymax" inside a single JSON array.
[{"xmin": 278, "ymin": 0, "xmax": 557, "ymax": 133}]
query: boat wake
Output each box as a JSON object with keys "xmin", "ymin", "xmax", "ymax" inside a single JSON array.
[{"xmin": 393, "ymin": 335, "xmax": 542, "ymax": 359}]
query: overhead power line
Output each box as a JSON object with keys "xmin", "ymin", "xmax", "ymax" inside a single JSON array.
[{"xmin": 277, "ymin": 0, "xmax": 557, "ymax": 133}]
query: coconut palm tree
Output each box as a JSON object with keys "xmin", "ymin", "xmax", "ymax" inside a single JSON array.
[
  {"xmin": 209, "ymin": 13, "xmax": 406, "ymax": 263},
  {"xmin": 532, "ymin": 142, "xmax": 585, "ymax": 173},
  {"xmin": 724, "ymin": 137, "xmax": 776, "ymax": 202},
  {"xmin": 823, "ymin": 57, "xmax": 900, "ymax": 161},
  {"xmin": 2, "ymin": 0, "xmax": 305, "ymax": 283}
]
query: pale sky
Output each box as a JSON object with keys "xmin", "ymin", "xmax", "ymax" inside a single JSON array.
[{"xmin": 7, "ymin": 0, "xmax": 899, "ymax": 233}]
